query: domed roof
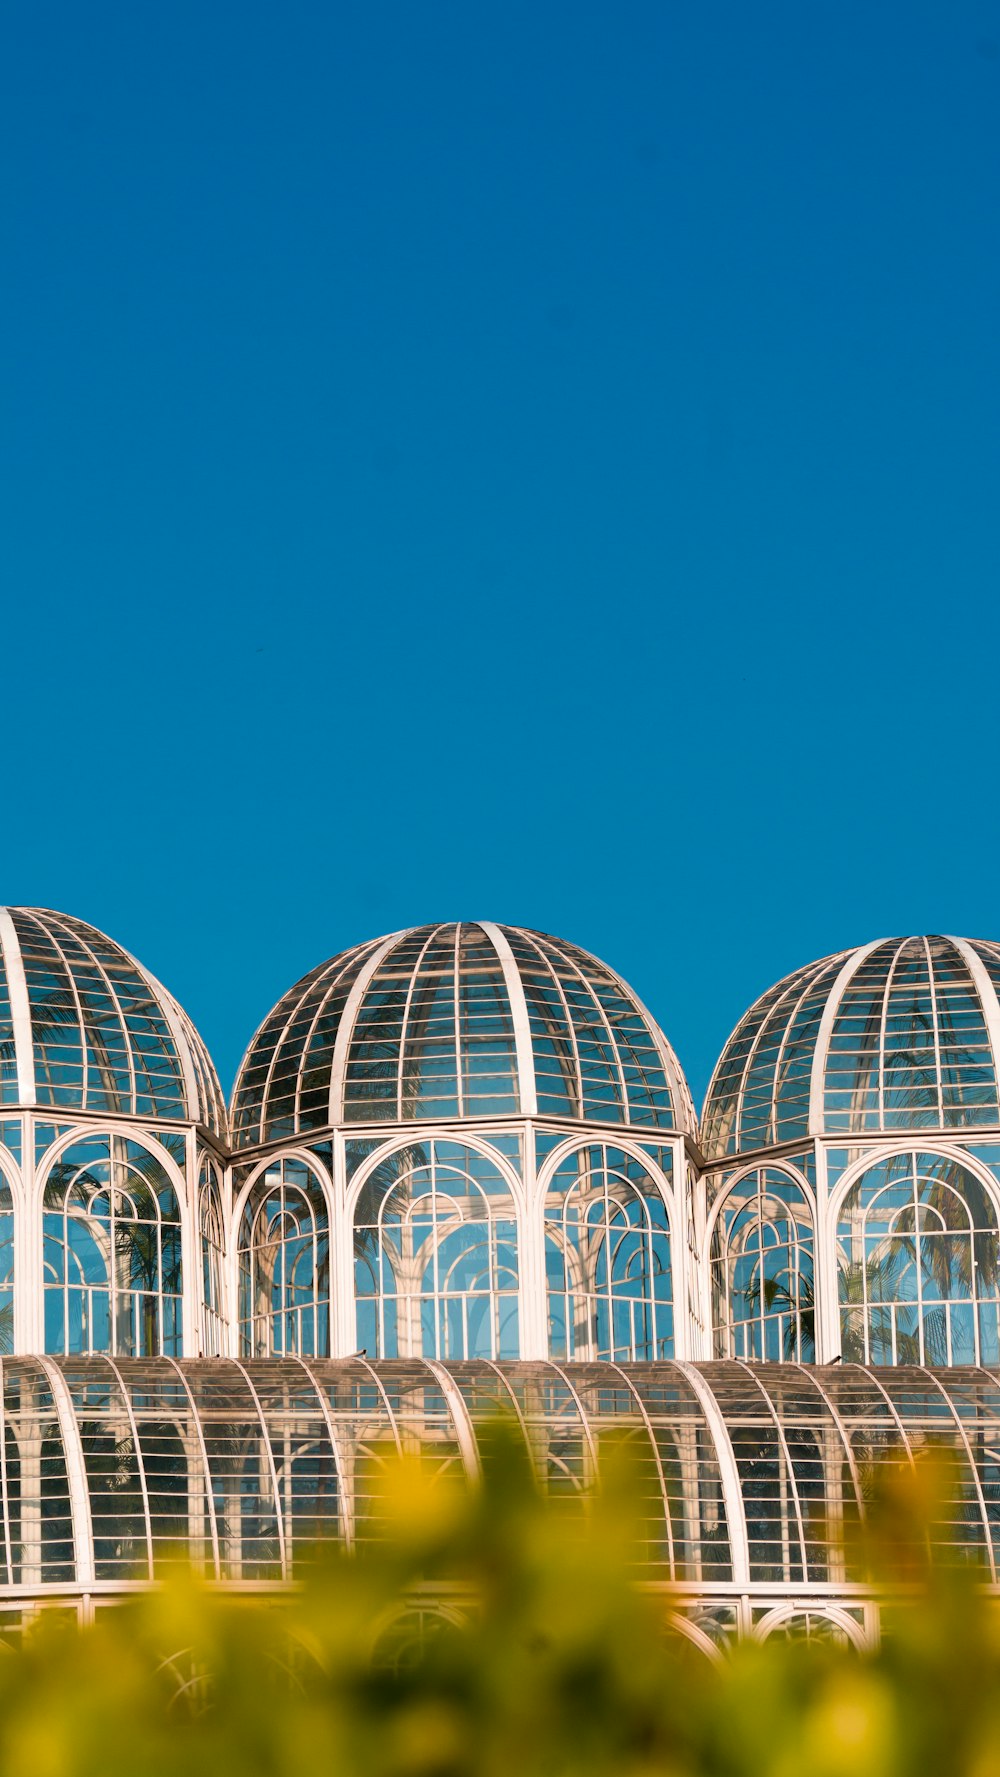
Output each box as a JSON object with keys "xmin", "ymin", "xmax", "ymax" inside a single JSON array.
[
  {"xmin": 702, "ymin": 934, "xmax": 1000, "ymax": 1159},
  {"xmin": 0, "ymin": 907, "xmax": 225, "ymax": 1132},
  {"xmin": 231, "ymin": 921, "xmax": 694, "ymax": 1146}
]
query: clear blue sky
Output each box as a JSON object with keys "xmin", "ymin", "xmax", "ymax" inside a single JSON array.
[{"xmin": 3, "ymin": 2, "xmax": 998, "ymax": 1103}]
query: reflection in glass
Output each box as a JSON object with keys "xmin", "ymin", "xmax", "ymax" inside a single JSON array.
[
  {"xmin": 239, "ymin": 1157, "xmax": 330, "ymax": 1357},
  {"xmin": 43, "ymin": 1135, "xmax": 183, "ymax": 1356},
  {"xmin": 837, "ymin": 1150, "xmax": 1000, "ymax": 1364},
  {"xmin": 825, "ymin": 938, "xmax": 998, "ymax": 1133},
  {"xmin": 545, "ymin": 1144, "xmax": 672, "ymax": 1361},
  {"xmin": 231, "ymin": 922, "xmax": 690, "ymax": 1147},
  {"xmin": 354, "ymin": 1141, "xmax": 519, "ymax": 1359},
  {"xmin": 711, "ymin": 1168, "xmax": 814, "ymax": 1360}
]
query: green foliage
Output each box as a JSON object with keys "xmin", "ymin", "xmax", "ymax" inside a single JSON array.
[{"xmin": 0, "ymin": 1426, "xmax": 998, "ymax": 1777}]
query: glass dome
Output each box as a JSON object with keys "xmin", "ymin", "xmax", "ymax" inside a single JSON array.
[
  {"xmin": 702, "ymin": 935, "xmax": 1000, "ymax": 1159},
  {"xmin": 0, "ymin": 906, "xmax": 224, "ymax": 1132},
  {"xmin": 231, "ymin": 922, "xmax": 694, "ymax": 1145}
]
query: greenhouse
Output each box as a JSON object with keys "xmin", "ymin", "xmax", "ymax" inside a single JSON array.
[
  {"xmin": 2, "ymin": 909, "xmax": 1000, "ymax": 1639},
  {"xmin": 5, "ymin": 1353, "xmax": 1000, "ymax": 1651}
]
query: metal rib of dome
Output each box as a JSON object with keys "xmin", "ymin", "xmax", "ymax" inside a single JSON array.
[
  {"xmin": 231, "ymin": 922, "xmax": 694, "ymax": 1145},
  {"xmin": 0, "ymin": 906, "xmax": 225, "ymax": 1132},
  {"xmin": 702, "ymin": 935, "xmax": 1000, "ymax": 1159}
]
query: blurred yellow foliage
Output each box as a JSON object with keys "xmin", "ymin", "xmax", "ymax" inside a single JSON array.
[{"xmin": 0, "ymin": 1426, "xmax": 994, "ymax": 1777}]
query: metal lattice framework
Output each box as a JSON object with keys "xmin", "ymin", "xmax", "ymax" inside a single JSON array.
[
  {"xmin": 702, "ymin": 935, "xmax": 1000, "ymax": 1159},
  {"xmin": 0, "ymin": 1354, "xmax": 998, "ymax": 1650},
  {"xmin": 0, "ymin": 907, "xmax": 224, "ymax": 1132},
  {"xmin": 231, "ymin": 922, "xmax": 695, "ymax": 1144}
]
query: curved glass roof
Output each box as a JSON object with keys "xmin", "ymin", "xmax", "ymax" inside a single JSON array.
[
  {"xmin": 3, "ymin": 1355, "xmax": 996, "ymax": 1595},
  {"xmin": 0, "ymin": 907, "xmax": 225, "ymax": 1132},
  {"xmin": 702, "ymin": 935, "xmax": 1000, "ymax": 1159},
  {"xmin": 231, "ymin": 922, "xmax": 694, "ymax": 1145}
]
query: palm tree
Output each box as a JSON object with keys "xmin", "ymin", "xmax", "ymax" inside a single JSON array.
[
  {"xmin": 741, "ymin": 1246, "xmax": 941, "ymax": 1364},
  {"xmin": 837, "ymin": 1248, "xmax": 935, "ymax": 1363},
  {"xmin": 744, "ymin": 1270, "xmax": 816, "ymax": 1360}
]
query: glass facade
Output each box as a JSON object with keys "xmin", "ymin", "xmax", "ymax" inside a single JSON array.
[
  {"xmin": 6, "ymin": 907, "xmax": 1000, "ymax": 1634},
  {"xmin": 703, "ymin": 935, "xmax": 1000, "ymax": 1156},
  {"xmin": 239, "ymin": 1156, "xmax": 331, "ymax": 1358},
  {"xmin": 42, "ymin": 1134, "xmax": 184, "ymax": 1357},
  {"xmin": 354, "ymin": 1140, "xmax": 519, "ymax": 1360},
  {"xmin": 710, "ymin": 1167, "xmax": 815, "ymax": 1361},
  {"xmin": 702, "ymin": 935, "xmax": 1000, "ymax": 1379},
  {"xmin": 544, "ymin": 1143, "xmax": 673, "ymax": 1362},
  {"xmin": 0, "ymin": 1354, "xmax": 996, "ymax": 1639},
  {"xmin": 837, "ymin": 1150, "xmax": 1000, "ymax": 1365},
  {"xmin": 0, "ymin": 907, "xmax": 223, "ymax": 1130}
]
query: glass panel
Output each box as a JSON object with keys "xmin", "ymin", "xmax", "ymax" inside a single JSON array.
[
  {"xmin": 545, "ymin": 1145, "xmax": 672, "ymax": 1361},
  {"xmin": 838, "ymin": 1150, "xmax": 1000, "ymax": 1365},
  {"xmin": 354, "ymin": 1141, "xmax": 520, "ymax": 1360},
  {"xmin": 711, "ymin": 1168, "xmax": 814, "ymax": 1361},
  {"xmin": 238, "ymin": 1157, "xmax": 331, "ymax": 1358},
  {"xmin": 43, "ymin": 1135, "xmax": 182, "ymax": 1357}
]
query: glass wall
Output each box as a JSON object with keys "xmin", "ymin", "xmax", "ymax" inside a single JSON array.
[
  {"xmin": 43, "ymin": 1134, "xmax": 183, "ymax": 1356},
  {"xmin": 0, "ymin": 1356, "xmax": 997, "ymax": 1608},
  {"xmin": 837, "ymin": 1149, "xmax": 1000, "ymax": 1365},
  {"xmin": 545, "ymin": 1144, "xmax": 672, "ymax": 1362},
  {"xmin": 711, "ymin": 1168, "xmax": 814, "ymax": 1361},
  {"xmin": 238, "ymin": 1156, "xmax": 331, "ymax": 1357},
  {"xmin": 354, "ymin": 1140, "xmax": 519, "ymax": 1359}
]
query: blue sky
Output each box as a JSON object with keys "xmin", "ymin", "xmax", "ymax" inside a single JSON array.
[{"xmin": 2, "ymin": 1, "xmax": 999, "ymax": 1102}]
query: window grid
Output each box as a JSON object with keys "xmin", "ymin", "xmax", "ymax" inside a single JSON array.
[
  {"xmin": 354, "ymin": 1141, "xmax": 520, "ymax": 1361},
  {"xmin": 545, "ymin": 1144, "xmax": 673, "ymax": 1363},
  {"xmin": 42, "ymin": 1135, "xmax": 183, "ymax": 1358}
]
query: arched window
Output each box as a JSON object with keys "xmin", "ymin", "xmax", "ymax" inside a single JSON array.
[
  {"xmin": 199, "ymin": 1157, "xmax": 227, "ymax": 1356},
  {"xmin": 353, "ymin": 1140, "xmax": 519, "ymax": 1360},
  {"xmin": 43, "ymin": 1134, "xmax": 183, "ymax": 1356},
  {"xmin": 837, "ymin": 1150, "xmax": 1000, "ymax": 1365},
  {"xmin": 239, "ymin": 1156, "xmax": 330, "ymax": 1357},
  {"xmin": 710, "ymin": 1169, "xmax": 814, "ymax": 1361},
  {"xmin": 544, "ymin": 1144, "xmax": 672, "ymax": 1362}
]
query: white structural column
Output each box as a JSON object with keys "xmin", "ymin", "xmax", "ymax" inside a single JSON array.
[
  {"xmin": 222, "ymin": 1156, "xmax": 240, "ymax": 1358},
  {"xmin": 669, "ymin": 1140, "xmax": 691, "ymax": 1362},
  {"xmin": 684, "ymin": 1150, "xmax": 711, "ymax": 1361},
  {"xmin": 813, "ymin": 1142, "xmax": 840, "ymax": 1363},
  {"xmin": 21, "ymin": 1113, "xmax": 43, "ymax": 1353},
  {"xmin": 331, "ymin": 1132, "xmax": 357, "ymax": 1357},
  {"xmin": 518, "ymin": 1124, "xmax": 547, "ymax": 1359},
  {"xmin": 803, "ymin": 942, "xmax": 884, "ymax": 1365},
  {"xmin": 326, "ymin": 933, "xmax": 404, "ymax": 1128},
  {"xmin": 183, "ymin": 1126, "xmax": 200, "ymax": 1356},
  {"xmin": 479, "ymin": 924, "xmax": 538, "ymax": 1116},
  {"xmin": 480, "ymin": 925, "xmax": 546, "ymax": 1358}
]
